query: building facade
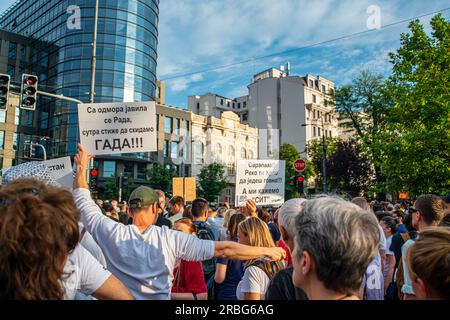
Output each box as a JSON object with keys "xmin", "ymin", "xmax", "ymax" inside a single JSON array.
[
  {"xmin": 191, "ymin": 110, "xmax": 258, "ymax": 203},
  {"xmin": 0, "ymin": 0, "xmax": 159, "ymax": 176},
  {"xmin": 0, "ymin": 28, "xmax": 56, "ymax": 172},
  {"xmin": 188, "ymin": 67, "xmax": 339, "ymax": 159}
]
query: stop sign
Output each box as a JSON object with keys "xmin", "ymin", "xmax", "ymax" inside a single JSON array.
[{"xmin": 294, "ymin": 159, "xmax": 306, "ymax": 172}]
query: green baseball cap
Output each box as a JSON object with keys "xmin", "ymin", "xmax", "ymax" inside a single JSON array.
[{"xmin": 128, "ymin": 186, "xmax": 159, "ymax": 209}]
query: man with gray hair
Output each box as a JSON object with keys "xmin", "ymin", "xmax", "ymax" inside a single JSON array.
[
  {"xmin": 292, "ymin": 196, "xmax": 380, "ymax": 300},
  {"xmin": 266, "ymin": 199, "xmax": 309, "ymax": 300}
]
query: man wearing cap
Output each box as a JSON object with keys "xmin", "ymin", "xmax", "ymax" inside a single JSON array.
[{"xmin": 73, "ymin": 145, "xmax": 286, "ymax": 300}]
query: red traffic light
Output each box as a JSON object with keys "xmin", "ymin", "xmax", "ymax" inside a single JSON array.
[
  {"xmin": 297, "ymin": 176, "xmax": 304, "ymax": 182},
  {"xmin": 90, "ymin": 169, "xmax": 98, "ymax": 177},
  {"xmin": 24, "ymin": 76, "xmax": 38, "ymax": 86}
]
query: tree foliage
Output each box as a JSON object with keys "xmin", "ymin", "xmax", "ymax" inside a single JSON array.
[
  {"xmin": 101, "ymin": 174, "xmax": 134, "ymax": 201},
  {"xmin": 307, "ymin": 137, "xmax": 339, "ymax": 192},
  {"xmin": 334, "ymin": 70, "xmax": 392, "ymax": 196},
  {"xmin": 279, "ymin": 143, "xmax": 315, "ymax": 199},
  {"xmin": 146, "ymin": 164, "xmax": 177, "ymax": 194},
  {"xmin": 197, "ymin": 162, "xmax": 228, "ymax": 203},
  {"xmin": 327, "ymin": 139, "xmax": 376, "ymax": 197},
  {"xmin": 378, "ymin": 14, "xmax": 450, "ymax": 196}
]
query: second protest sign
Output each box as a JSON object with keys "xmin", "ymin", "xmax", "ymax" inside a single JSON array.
[
  {"xmin": 78, "ymin": 101, "xmax": 157, "ymax": 155},
  {"xmin": 235, "ymin": 160, "xmax": 286, "ymax": 207}
]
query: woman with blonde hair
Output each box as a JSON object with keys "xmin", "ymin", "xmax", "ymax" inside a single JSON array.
[
  {"xmin": 406, "ymin": 227, "xmax": 450, "ymax": 300},
  {"xmin": 236, "ymin": 217, "xmax": 284, "ymax": 300}
]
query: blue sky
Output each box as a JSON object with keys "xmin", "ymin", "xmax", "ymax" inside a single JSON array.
[{"xmin": 2, "ymin": 1, "xmax": 449, "ymax": 108}]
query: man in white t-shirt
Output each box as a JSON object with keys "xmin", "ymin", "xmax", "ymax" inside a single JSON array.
[{"xmin": 73, "ymin": 145, "xmax": 286, "ymax": 300}]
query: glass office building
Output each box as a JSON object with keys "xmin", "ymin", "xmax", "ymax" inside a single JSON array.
[{"xmin": 0, "ymin": 0, "xmax": 159, "ymax": 191}]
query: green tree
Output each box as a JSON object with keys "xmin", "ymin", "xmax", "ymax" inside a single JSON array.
[
  {"xmin": 334, "ymin": 70, "xmax": 392, "ymax": 198},
  {"xmin": 101, "ymin": 174, "xmax": 135, "ymax": 201},
  {"xmin": 379, "ymin": 14, "xmax": 450, "ymax": 196},
  {"xmin": 279, "ymin": 143, "xmax": 315, "ymax": 199},
  {"xmin": 197, "ymin": 163, "xmax": 228, "ymax": 203},
  {"xmin": 146, "ymin": 164, "xmax": 177, "ymax": 194},
  {"xmin": 307, "ymin": 137, "xmax": 339, "ymax": 192},
  {"xmin": 327, "ymin": 139, "xmax": 376, "ymax": 197}
]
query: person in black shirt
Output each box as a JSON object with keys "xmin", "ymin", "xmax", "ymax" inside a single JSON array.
[
  {"xmin": 266, "ymin": 199, "xmax": 308, "ymax": 300},
  {"xmin": 266, "ymin": 267, "xmax": 308, "ymax": 300}
]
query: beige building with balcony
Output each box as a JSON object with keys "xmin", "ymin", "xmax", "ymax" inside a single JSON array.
[
  {"xmin": 191, "ymin": 110, "xmax": 258, "ymax": 202},
  {"xmin": 188, "ymin": 66, "xmax": 339, "ymax": 159}
]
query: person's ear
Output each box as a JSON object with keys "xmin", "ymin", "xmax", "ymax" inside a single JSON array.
[
  {"xmin": 416, "ymin": 277, "xmax": 429, "ymax": 298},
  {"xmin": 302, "ymin": 251, "xmax": 313, "ymax": 276},
  {"xmin": 151, "ymin": 203, "xmax": 158, "ymax": 215}
]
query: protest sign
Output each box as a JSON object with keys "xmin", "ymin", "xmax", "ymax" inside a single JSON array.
[
  {"xmin": 235, "ymin": 160, "xmax": 285, "ymax": 207},
  {"xmin": 77, "ymin": 101, "xmax": 157, "ymax": 155},
  {"xmin": 1, "ymin": 156, "xmax": 73, "ymax": 188},
  {"xmin": 43, "ymin": 157, "xmax": 73, "ymax": 188}
]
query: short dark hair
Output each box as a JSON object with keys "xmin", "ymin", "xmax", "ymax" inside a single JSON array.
[
  {"xmin": 169, "ymin": 196, "xmax": 184, "ymax": 207},
  {"xmin": 415, "ymin": 194, "xmax": 446, "ymax": 225},
  {"xmin": 381, "ymin": 216, "xmax": 397, "ymax": 234},
  {"xmin": 191, "ymin": 198, "xmax": 209, "ymax": 218}
]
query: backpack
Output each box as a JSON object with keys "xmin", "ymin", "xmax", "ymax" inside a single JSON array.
[
  {"xmin": 248, "ymin": 259, "xmax": 281, "ymax": 280},
  {"xmin": 395, "ymin": 233, "xmax": 411, "ymax": 300},
  {"xmin": 194, "ymin": 221, "xmax": 217, "ymax": 299}
]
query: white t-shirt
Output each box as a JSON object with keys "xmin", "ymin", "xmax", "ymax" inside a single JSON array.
[
  {"xmin": 383, "ymin": 235, "xmax": 394, "ymax": 279},
  {"xmin": 374, "ymin": 225, "xmax": 387, "ymax": 268},
  {"xmin": 236, "ymin": 265, "xmax": 270, "ymax": 300},
  {"xmin": 73, "ymin": 188, "xmax": 215, "ymax": 300},
  {"xmin": 79, "ymin": 222, "xmax": 107, "ymax": 267},
  {"xmin": 62, "ymin": 245, "xmax": 112, "ymax": 300}
]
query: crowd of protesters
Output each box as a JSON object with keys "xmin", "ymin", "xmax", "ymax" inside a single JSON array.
[{"xmin": 0, "ymin": 144, "xmax": 448, "ymax": 300}]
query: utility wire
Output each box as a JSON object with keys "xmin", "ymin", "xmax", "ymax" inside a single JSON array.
[{"xmin": 160, "ymin": 7, "xmax": 450, "ymax": 81}]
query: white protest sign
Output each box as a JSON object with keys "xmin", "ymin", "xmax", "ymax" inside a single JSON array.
[
  {"xmin": 77, "ymin": 101, "xmax": 157, "ymax": 155},
  {"xmin": 43, "ymin": 156, "xmax": 73, "ymax": 188},
  {"xmin": 235, "ymin": 160, "xmax": 285, "ymax": 207},
  {"xmin": 1, "ymin": 157, "xmax": 73, "ymax": 188}
]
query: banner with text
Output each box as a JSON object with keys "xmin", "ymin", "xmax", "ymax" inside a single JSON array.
[
  {"xmin": 1, "ymin": 157, "xmax": 73, "ymax": 188},
  {"xmin": 43, "ymin": 156, "xmax": 73, "ymax": 188},
  {"xmin": 235, "ymin": 160, "xmax": 285, "ymax": 207},
  {"xmin": 78, "ymin": 101, "xmax": 157, "ymax": 155}
]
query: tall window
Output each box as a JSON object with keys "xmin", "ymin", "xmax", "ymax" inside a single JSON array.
[
  {"xmin": 312, "ymin": 94, "xmax": 317, "ymax": 103},
  {"xmin": 309, "ymin": 80, "xmax": 313, "ymax": 87},
  {"xmin": 228, "ymin": 145, "xmax": 235, "ymax": 162},
  {"xmin": 8, "ymin": 42, "xmax": 17, "ymax": 60},
  {"xmin": 13, "ymin": 133, "xmax": 18, "ymax": 150},
  {"xmin": 313, "ymin": 127, "xmax": 316, "ymax": 137},
  {"xmin": 243, "ymin": 101, "xmax": 247, "ymax": 108},
  {"xmin": 322, "ymin": 85, "xmax": 326, "ymax": 92},
  {"xmin": 0, "ymin": 131, "xmax": 4, "ymax": 149},
  {"xmin": 164, "ymin": 140, "xmax": 170, "ymax": 157},
  {"xmin": 215, "ymin": 143, "xmax": 222, "ymax": 158},
  {"xmin": 241, "ymin": 147, "xmax": 247, "ymax": 159},
  {"xmin": 176, "ymin": 119, "xmax": 180, "ymax": 135},
  {"xmin": 185, "ymin": 120, "xmax": 190, "ymax": 137},
  {"xmin": 14, "ymin": 107, "xmax": 20, "ymax": 125},
  {"xmin": 0, "ymin": 110, "xmax": 6, "ymax": 123},
  {"xmin": 164, "ymin": 116, "xmax": 173, "ymax": 134},
  {"xmin": 171, "ymin": 141, "xmax": 179, "ymax": 159},
  {"xmin": 123, "ymin": 162, "xmax": 134, "ymax": 178},
  {"xmin": 248, "ymin": 150, "xmax": 254, "ymax": 159},
  {"xmin": 103, "ymin": 161, "xmax": 116, "ymax": 178},
  {"xmin": 137, "ymin": 163, "xmax": 147, "ymax": 180}
]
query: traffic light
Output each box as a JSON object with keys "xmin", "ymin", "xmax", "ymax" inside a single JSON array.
[
  {"xmin": 20, "ymin": 74, "xmax": 38, "ymax": 111},
  {"xmin": 0, "ymin": 74, "xmax": 10, "ymax": 110},
  {"xmin": 90, "ymin": 168, "xmax": 99, "ymax": 191},
  {"xmin": 296, "ymin": 175, "xmax": 305, "ymax": 194}
]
